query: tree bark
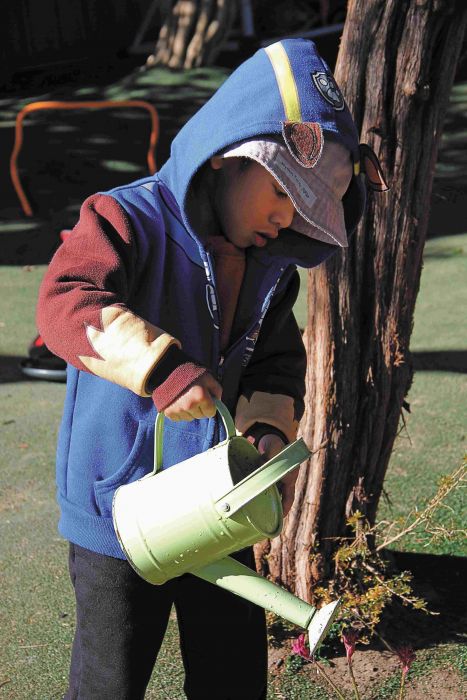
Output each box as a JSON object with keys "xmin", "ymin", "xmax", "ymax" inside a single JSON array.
[
  {"xmin": 149, "ymin": 0, "xmax": 236, "ymax": 69},
  {"xmin": 261, "ymin": 0, "xmax": 467, "ymax": 602}
]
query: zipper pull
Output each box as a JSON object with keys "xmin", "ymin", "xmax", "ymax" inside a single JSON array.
[{"xmin": 218, "ymin": 354, "xmax": 225, "ymax": 380}]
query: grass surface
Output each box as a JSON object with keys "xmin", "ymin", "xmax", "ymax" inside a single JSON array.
[
  {"xmin": 1, "ymin": 234, "xmax": 465, "ymax": 698},
  {"xmin": 377, "ymin": 234, "xmax": 467, "ymax": 556}
]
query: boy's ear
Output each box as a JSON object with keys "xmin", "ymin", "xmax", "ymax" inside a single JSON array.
[{"xmin": 210, "ymin": 155, "xmax": 224, "ymax": 170}]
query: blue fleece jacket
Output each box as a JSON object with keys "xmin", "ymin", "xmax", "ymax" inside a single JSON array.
[{"xmin": 37, "ymin": 39, "xmax": 365, "ymax": 558}]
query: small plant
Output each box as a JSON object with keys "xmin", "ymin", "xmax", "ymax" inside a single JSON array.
[
  {"xmin": 395, "ymin": 646, "xmax": 416, "ymax": 700},
  {"xmin": 312, "ymin": 458, "xmax": 466, "ymax": 640},
  {"xmin": 291, "ymin": 632, "xmax": 418, "ymax": 700},
  {"xmin": 342, "ymin": 628, "xmax": 361, "ymax": 700},
  {"xmin": 291, "ymin": 633, "xmax": 347, "ymax": 700},
  {"xmin": 283, "ymin": 459, "xmax": 466, "ymax": 698},
  {"xmin": 312, "ymin": 510, "xmax": 431, "ymax": 642}
]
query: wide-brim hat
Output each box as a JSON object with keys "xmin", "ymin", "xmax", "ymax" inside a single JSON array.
[{"xmin": 220, "ymin": 136, "xmax": 353, "ymax": 247}]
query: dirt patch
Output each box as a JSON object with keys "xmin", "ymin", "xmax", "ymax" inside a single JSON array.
[
  {"xmin": 269, "ymin": 645, "xmax": 465, "ymax": 700},
  {"xmin": 269, "ymin": 647, "xmax": 399, "ymax": 695},
  {"xmin": 404, "ymin": 668, "xmax": 464, "ymax": 700},
  {"xmin": 317, "ymin": 649, "xmax": 399, "ymax": 696},
  {"xmin": 267, "ymin": 549, "xmax": 467, "ymax": 699}
]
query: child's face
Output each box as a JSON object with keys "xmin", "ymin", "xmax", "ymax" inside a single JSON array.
[{"xmin": 210, "ymin": 157, "xmax": 295, "ymax": 248}]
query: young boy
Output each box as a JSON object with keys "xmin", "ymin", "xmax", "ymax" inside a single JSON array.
[{"xmin": 37, "ymin": 39, "xmax": 366, "ymax": 699}]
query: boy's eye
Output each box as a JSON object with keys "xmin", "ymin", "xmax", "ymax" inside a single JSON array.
[{"xmin": 275, "ymin": 186, "xmax": 289, "ymax": 199}]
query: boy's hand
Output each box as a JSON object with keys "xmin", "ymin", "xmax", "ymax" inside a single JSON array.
[
  {"xmin": 164, "ymin": 372, "xmax": 222, "ymax": 422},
  {"xmin": 256, "ymin": 434, "xmax": 297, "ymax": 517}
]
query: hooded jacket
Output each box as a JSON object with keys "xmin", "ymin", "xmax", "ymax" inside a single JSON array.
[{"xmin": 37, "ymin": 39, "xmax": 365, "ymax": 558}]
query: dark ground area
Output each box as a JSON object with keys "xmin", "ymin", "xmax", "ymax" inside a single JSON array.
[
  {"xmin": 385, "ymin": 550, "xmax": 467, "ymax": 648},
  {"xmin": 1, "ymin": 52, "xmax": 227, "ymax": 265},
  {"xmin": 2, "ymin": 38, "xmax": 465, "ymax": 267}
]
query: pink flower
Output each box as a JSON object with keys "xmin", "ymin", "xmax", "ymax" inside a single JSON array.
[
  {"xmin": 396, "ymin": 646, "xmax": 416, "ymax": 676},
  {"xmin": 291, "ymin": 633, "xmax": 312, "ymax": 660},
  {"xmin": 342, "ymin": 629, "xmax": 359, "ymax": 663}
]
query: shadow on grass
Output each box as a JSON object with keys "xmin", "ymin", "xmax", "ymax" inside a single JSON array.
[
  {"xmin": 427, "ymin": 82, "xmax": 467, "ymax": 240},
  {"xmin": 380, "ymin": 549, "xmax": 467, "ymax": 651},
  {"xmin": 0, "ymin": 355, "xmax": 28, "ymax": 383},
  {"xmin": 0, "ymin": 218, "xmax": 62, "ymax": 265},
  {"xmin": 412, "ymin": 350, "xmax": 467, "ymax": 373},
  {"xmin": 0, "ymin": 63, "xmax": 230, "ymax": 266},
  {"xmin": 423, "ymin": 242, "xmax": 466, "ymax": 259},
  {"xmin": 0, "ymin": 355, "xmax": 67, "ymax": 384}
]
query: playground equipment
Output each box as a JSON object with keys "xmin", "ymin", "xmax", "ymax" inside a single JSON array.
[{"xmin": 10, "ymin": 99, "xmax": 159, "ymax": 217}]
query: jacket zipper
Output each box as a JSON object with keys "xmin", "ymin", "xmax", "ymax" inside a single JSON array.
[
  {"xmin": 217, "ymin": 265, "xmax": 287, "ymax": 379},
  {"xmin": 218, "ymin": 354, "xmax": 225, "ymax": 381}
]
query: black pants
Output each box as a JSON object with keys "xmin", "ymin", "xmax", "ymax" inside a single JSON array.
[{"xmin": 65, "ymin": 544, "xmax": 267, "ymax": 700}]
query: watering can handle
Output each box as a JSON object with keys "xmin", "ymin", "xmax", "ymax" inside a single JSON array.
[
  {"xmin": 215, "ymin": 438, "xmax": 311, "ymax": 518},
  {"xmin": 153, "ymin": 398, "xmax": 237, "ymax": 474}
]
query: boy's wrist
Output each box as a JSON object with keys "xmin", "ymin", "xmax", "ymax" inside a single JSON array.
[
  {"xmin": 243, "ymin": 422, "xmax": 288, "ymax": 446},
  {"xmin": 147, "ymin": 345, "xmax": 208, "ymax": 411}
]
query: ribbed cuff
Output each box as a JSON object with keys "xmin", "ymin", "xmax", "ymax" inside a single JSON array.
[
  {"xmin": 148, "ymin": 345, "xmax": 208, "ymax": 412},
  {"xmin": 243, "ymin": 422, "xmax": 289, "ymax": 446}
]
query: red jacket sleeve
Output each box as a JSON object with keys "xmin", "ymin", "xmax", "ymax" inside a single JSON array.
[{"xmin": 37, "ymin": 193, "xmax": 198, "ymax": 398}]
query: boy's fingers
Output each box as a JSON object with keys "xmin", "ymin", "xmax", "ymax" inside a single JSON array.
[
  {"xmin": 163, "ymin": 372, "xmax": 222, "ymax": 421},
  {"xmin": 183, "ymin": 387, "xmax": 214, "ymax": 416},
  {"xmin": 173, "ymin": 409, "xmax": 194, "ymax": 422},
  {"xmin": 188, "ymin": 405, "xmax": 206, "ymax": 420},
  {"xmin": 257, "ymin": 434, "xmax": 285, "ymax": 459},
  {"xmin": 199, "ymin": 397, "xmax": 216, "ymax": 418},
  {"xmin": 196, "ymin": 374, "xmax": 222, "ymax": 417},
  {"xmin": 168, "ymin": 403, "xmax": 211, "ymax": 421}
]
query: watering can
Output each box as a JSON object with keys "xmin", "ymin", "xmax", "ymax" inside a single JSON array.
[{"xmin": 112, "ymin": 400, "xmax": 340, "ymax": 653}]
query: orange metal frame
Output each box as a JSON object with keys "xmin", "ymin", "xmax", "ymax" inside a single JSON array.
[{"xmin": 10, "ymin": 100, "xmax": 160, "ymax": 217}]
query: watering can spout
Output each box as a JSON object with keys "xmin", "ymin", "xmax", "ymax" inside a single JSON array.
[{"xmin": 193, "ymin": 556, "xmax": 340, "ymax": 655}]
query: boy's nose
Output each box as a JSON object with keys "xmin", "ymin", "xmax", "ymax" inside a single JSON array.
[{"xmin": 271, "ymin": 199, "xmax": 295, "ymax": 230}]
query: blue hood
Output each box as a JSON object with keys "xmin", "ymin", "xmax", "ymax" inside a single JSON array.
[{"xmin": 158, "ymin": 38, "xmax": 366, "ymax": 268}]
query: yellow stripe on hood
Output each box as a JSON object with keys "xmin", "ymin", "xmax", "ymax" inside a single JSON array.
[{"xmin": 265, "ymin": 42, "xmax": 302, "ymax": 123}]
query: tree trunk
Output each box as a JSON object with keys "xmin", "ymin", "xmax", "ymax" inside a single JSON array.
[
  {"xmin": 149, "ymin": 0, "xmax": 236, "ymax": 69},
  {"xmin": 260, "ymin": 0, "xmax": 467, "ymax": 602}
]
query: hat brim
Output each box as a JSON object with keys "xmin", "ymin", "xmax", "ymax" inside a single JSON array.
[{"xmin": 221, "ymin": 139, "xmax": 350, "ymax": 247}]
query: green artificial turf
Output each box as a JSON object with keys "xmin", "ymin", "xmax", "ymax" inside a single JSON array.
[
  {"xmin": 1, "ymin": 235, "xmax": 465, "ymax": 698},
  {"xmin": 377, "ymin": 234, "xmax": 467, "ymax": 556}
]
